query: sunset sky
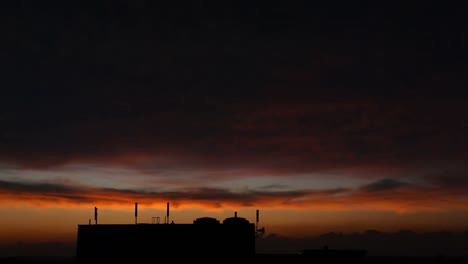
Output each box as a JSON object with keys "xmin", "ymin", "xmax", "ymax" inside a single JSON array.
[{"xmin": 1, "ymin": 1, "xmax": 468, "ymax": 256}]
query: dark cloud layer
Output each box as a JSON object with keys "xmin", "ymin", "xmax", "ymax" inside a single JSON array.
[{"xmin": 0, "ymin": 2, "xmax": 467, "ymax": 177}]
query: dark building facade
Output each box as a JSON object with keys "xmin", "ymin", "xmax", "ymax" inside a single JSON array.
[{"xmin": 76, "ymin": 215, "xmax": 256, "ymax": 261}]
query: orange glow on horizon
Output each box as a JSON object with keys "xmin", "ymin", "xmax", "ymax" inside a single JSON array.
[{"xmin": 1, "ymin": 183, "xmax": 467, "ymax": 213}]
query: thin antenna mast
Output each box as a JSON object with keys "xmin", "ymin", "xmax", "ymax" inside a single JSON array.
[
  {"xmin": 135, "ymin": 202, "xmax": 138, "ymax": 224},
  {"xmin": 94, "ymin": 207, "xmax": 98, "ymax": 225},
  {"xmin": 256, "ymin": 209, "xmax": 259, "ymax": 230},
  {"xmin": 166, "ymin": 202, "xmax": 170, "ymax": 224},
  {"xmin": 255, "ymin": 209, "xmax": 265, "ymax": 237}
]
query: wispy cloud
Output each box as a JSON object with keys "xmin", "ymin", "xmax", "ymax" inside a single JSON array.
[{"xmin": 1, "ymin": 179, "xmax": 467, "ymax": 212}]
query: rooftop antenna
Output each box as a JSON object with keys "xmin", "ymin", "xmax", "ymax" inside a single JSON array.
[
  {"xmin": 256, "ymin": 209, "xmax": 259, "ymax": 228},
  {"xmin": 94, "ymin": 207, "xmax": 98, "ymax": 225},
  {"xmin": 135, "ymin": 202, "xmax": 138, "ymax": 224},
  {"xmin": 166, "ymin": 202, "xmax": 170, "ymax": 224},
  {"xmin": 255, "ymin": 209, "xmax": 265, "ymax": 238}
]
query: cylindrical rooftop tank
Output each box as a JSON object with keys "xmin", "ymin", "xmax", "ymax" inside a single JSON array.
[
  {"xmin": 193, "ymin": 217, "xmax": 220, "ymax": 224},
  {"xmin": 222, "ymin": 216, "xmax": 250, "ymax": 225}
]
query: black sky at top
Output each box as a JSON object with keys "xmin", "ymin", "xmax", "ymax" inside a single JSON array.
[
  {"xmin": 1, "ymin": 1, "xmax": 467, "ymax": 168},
  {"xmin": 3, "ymin": 1, "xmax": 466, "ymax": 96}
]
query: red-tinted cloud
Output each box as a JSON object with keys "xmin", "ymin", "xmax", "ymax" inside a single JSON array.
[{"xmin": 2, "ymin": 96, "xmax": 467, "ymax": 175}]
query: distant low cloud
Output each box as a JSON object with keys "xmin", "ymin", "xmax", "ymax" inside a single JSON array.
[{"xmin": 362, "ymin": 178, "xmax": 409, "ymax": 192}]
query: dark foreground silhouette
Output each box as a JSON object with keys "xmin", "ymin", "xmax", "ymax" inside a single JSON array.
[
  {"xmin": 2, "ymin": 208, "xmax": 467, "ymax": 263},
  {"xmin": 1, "ymin": 255, "xmax": 467, "ymax": 264},
  {"xmin": 256, "ymin": 230, "xmax": 468, "ymax": 256},
  {"xmin": 2, "ymin": 229, "xmax": 468, "ymax": 263},
  {"xmin": 74, "ymin": 210, "xmax": 373, "ymax": 263},
  {"xmin": 76, "ymin": 216, "xmax": 257, "ymax": 261}
]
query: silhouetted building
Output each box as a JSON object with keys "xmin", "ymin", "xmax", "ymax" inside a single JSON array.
[
  {"xmin": 76, "ymin": 214, "xmax": 256, "ymax": 262},
  {"xmin": 76, "ymin": 206, "xmax": 367, "ymax": 262}
]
